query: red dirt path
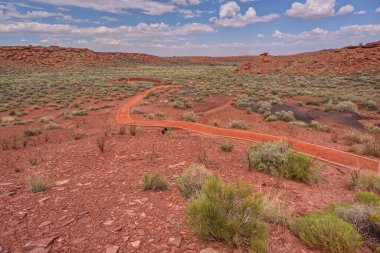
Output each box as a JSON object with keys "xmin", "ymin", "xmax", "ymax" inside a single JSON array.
[{"xmin": 116, "ymin": 78, "xmax": 380, "ymax": 174}]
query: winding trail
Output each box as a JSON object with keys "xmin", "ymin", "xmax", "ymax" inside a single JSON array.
[{"xmin": 116, "ymin": 78, "xmax": 380, "ymax": 174}]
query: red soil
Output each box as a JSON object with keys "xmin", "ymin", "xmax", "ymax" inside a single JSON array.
[
  {"xmin": 116, "ymin": 79, "xmax": 380, "ymax": 174},
  {"xmin": 235, "ymin": 41, "xmax": 380, "ymax": 75}
]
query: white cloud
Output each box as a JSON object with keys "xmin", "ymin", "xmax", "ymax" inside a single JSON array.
[
  {"xmin": 211, "ymin": 1, "xmax": 279, "ymax": 28},
  {"xmin": 337, "ymin": 4, "xmax": 354, "ymax": 15},
  {"xmin": 171, "ymin": 0, "xmax": 201, "ymax": 6},
  {"xmin": 219, "ymin": 1, "xmax": 240, "ymax": 18},
  {"xmin": 33, "ymin": 0, "xmax": 175, "ymax": 15},
  {"xmin": 376, "ymin": 7, "xmax": 380, "ymax": 13},
  {"xmin": 272, "ymin": 24, "xmax": 380, "ymax": 42},
  {"xmin": 354, "ymin": 10, "xmax": 366, "ymax": 15},
  {"xmin": 257, "ymin": 33, "xmax": 264, "ymax": 38},
  {"xmin": 286, "ymin": 0, "xmax": 335, "ymax": 19}
]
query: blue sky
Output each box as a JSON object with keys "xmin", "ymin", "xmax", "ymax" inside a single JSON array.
[{"xmin": 0, "ymin": 0, "xmax": 379, "ymax": 56}]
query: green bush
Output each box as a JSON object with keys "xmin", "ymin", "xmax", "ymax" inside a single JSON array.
[
  {"xmin": 175, "ymin": 163, "xmax": 212, "ymax": 198},
  {"xmin": 247, "ymin": 141, "xmax": 317, "ymax": 184},
  {"xmin": 186, "ymin": 176, "xmax": 267, "ymax": 252},
  {"xmin": 275, "ymin": 110, "xmax": 295, "ymax": 122},
  {"xmin": 141, "ymin": 173, "xmax": 168, "ymax": 191},
  {"xmin": 355, "ymin": 192, "xmax": 380, "ymax": 206},
  {"xmin": 336, "ymin": 203, "xmax": 380, "ymax": 250},
  {"xmin": 220, "ymin": 140, "xmax": 234, "ymax": 152},
  {"xmin": 291, "ymin": 212, "xmax": 362, "ymax": 253},
  {"xmin": 24, "ymin": 128, "xmax": 42, "ymax": 137}
]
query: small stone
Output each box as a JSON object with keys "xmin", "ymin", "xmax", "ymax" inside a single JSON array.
[
  {"xmin": 23, "ymin": 237, "xmax": 57, "ymax": 250},
  {"xmin": 130, "ymin": 240, "xmax": 141, "ymax": 249},
  {"xmin": 168, "ymin": 237, "xmax": 182, "ymax": 247},
  {"xmin": 103, "ymin": 220, "xmax": 114, "ymax": 226},
  {"xmin": 105, "ymin": 245, "xmax": 119, "ymax": 253},
  {"xmin": 28, "ymin": 247, "xmax": 50, "ymax": 253},
  {"xmin": 200, "ymin": 248, "xmax": 218, "ymax": 253},
  {"xmin": 55, "ymin": 179, "xmax": 70, "ymax": 186},
  {"xmin": 140, "ymin": 213, "xmax": 146, "ymax": 218},
  {"xmin": 38, "ymin": 221, "xmax": 52, "ymax": 228},
  {"xmin": 38, "ymin": 197, "xmax": 50, "ymax": 204}
]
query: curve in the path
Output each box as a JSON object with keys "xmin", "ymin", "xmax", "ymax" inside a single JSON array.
[{"xmin": 116, "ymin": 78, "xmax": 380, "ymax": 174}]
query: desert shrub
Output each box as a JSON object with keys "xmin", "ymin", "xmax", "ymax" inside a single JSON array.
[
  {"xmin": 361, "ymin": 100, "xmax": 378, "ymax": 111},
  {"xmin": 175, "ymin": 163, "xmax": 212, "ymax": 198},
  {"xmin": 255, "ymin": 101, "xmax": 272, "ymax": 114},
  {"xmin": 246, "ymin": 107, "xmax": 252, "ymax": 114},
  {"xmin": 1, "ymin": 116, "xmax": 16, "ymax": 123},
  {"xmin": 234, "ymin": 96, "xmax": 255, "ymax": 108},
  {"xmin": 30, "ymin": 175, "xmax": 50, "ymax": 193},
  {"xmin": 24, "ymin": 128, "xmax": 42, "ymax": 137},
  {"xmin": 39, "ymin": 116, "xmax": 54, "ymax": 123},
  {"xmin": 309, "ymin": 120, "xmax": 330, "ymax": 132},
  {"xmin": 264, "ymin": 114, "xmax": 277, "ymax": 122},
  {"xmin": 220, "ymin": 140, "xmax": 234, "ymax": 152},
  {"xmin": 336, "ymin": 101, "xmax": 358, "ymax": 113},
  {"xmin": 228, "ymin": 120, "xmax": 248, "ymax": 129},
  {"xmin": 343, "ymin": 131, "xmax": 371, "ymax": 145},
  {"xmin": 365, "ymin": 124, "xmax": 380, "ymax": 135},
  {"xmin": 182, "ymin": 111, "xmax": 197, "ymax": 122},
  {"xmin": 248, "ymin": 141, "xmax": 317, "ymax": 184},
  {"xmin": 96, "ymin": 135, "xmax": 106, "ymax": 152},
  {"xmin": 290, "ymin": 121, "xmax": 308, "ymax": 128},
  {"xmin": 291, "ymin": 212, "xmax": 362, "ymax": 253},
  {"xmin": 71, "ymin": 110, "xmax": 87, "ymax": 116},
  {"xmin": 129, "ymin": 125, "xmax": 137, "ymax": 136},
  {"xmin": 186, "ymin": 176, "xmax": 267, "ymax": 252},
  {"xmin": 131, "ymin": 107, "xmax": 144, "ymax": 114},
  {"xmin": 336, "ymin": 203, "xmax": 380, "ymax": 249},
  {"xmin": 173, "ymin": 98, "xmax": 191, "ymax": 109},
  {"xmin": 44, "ymin": 122, "xmax": 61, "ymax": 130},
  {"xmin": 355, "ymin": 192, "xmax": 380, "ymax": 206},
  {"xmin": 306, "ymin": 101, "xmax": 320, "ymax": 106},
  {"xmin": 141, "ymin": 173, "xmax": 168, "ymax": 191},
  {"xmin": 275, "ymin": 111, "xmax": 295, "ymax": 122},
  {"xmin": 362, "ymin": 141, "xmax": 380, "ymax": 158},
  {"xmin": 260, "ymin": 193, "xmax": 293, "ymax": 226},
  {"xmin": 118, "ymin": 125, "xmax": 127, "ymax": 135},
  {"xmin": 348, "ymin": 171, "xmax": 380, "ymax": 193}
]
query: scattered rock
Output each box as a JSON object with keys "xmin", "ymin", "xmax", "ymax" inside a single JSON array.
[
  {"xmin": 103, "ymin": 220, "xmax": 114, "ymax": 226},
  {"xmin": 130, "ymin": 240, "xmax": 141, "ymax": 249},
  {"xmin": 23, "ymin": 237, "xmax": 57, "ymax": 250},
  {"xmin": 55, "ymin": 179, "xmax": 70, "ymax": 186},
  {"xmin": 105, "ymin": 245, "xmax": 119, "ymax": 253},
  {"xmin": 38, "ymin": 197, "xmax": 50, "ymax": 204},
  {"xmin": 38, "ymin": 221, "xmax": 52, "ymax": 228},
  {"xmin": 168, "ymin": 237, "xmax": 182, "ymax": 247},
  {"xmin": 28, "ymin": 247, "xmax": 50, "ymax": 253},
  {"xmin": 200, "ymin": 248, "xmax": 218, "ymax": 253}
]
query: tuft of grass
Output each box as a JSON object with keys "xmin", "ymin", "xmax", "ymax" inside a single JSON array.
[
  {"xmin": 182, "ymin": 111, "xmax": 197, "ymax": 122},
  {"xmin": 44, "ymin": 121, "xmax": 61, "ymax": 130},
  {"xmin": 228, "ymin": 120, "xmax": 248, "ymax": 129},
  {"xmin": 24, "ymin": 128, "xmax": 42, "ymax": 137},
  {"xmin": 175, "ymin": 163, "xmax": 212, "ymax": 198},
  {"xmin": 342, "ymin": 131, "xmax": 371, "ymax": 145},
  {"xmin": 220, "ymin": 140, "xmax": 234, "ymax": 152},
  {"xmin": 291, "ymin": 211, "xmax": 362, "ymax": 253},
  {"xmin": 355, "ymin": 192, "xmax": 380, "ymax": 206},
  {"xmin": 248, "ymin": 141, "xmax": 317, "ymax": 184},
  {"xmin": 29, "ymin": 175, "xmax": 50, "ymax": 193},
  {"xmin": 186, "ymin": 176, "xmax": 267, "ymax": 252},
  {"xmin": 260, "ymin": 192, "xmax": 293, "ymax": 226},
  {"xmin": 309, "ymin": 120, "xmax": 330, "ymax": 132},
  {"xmin": 336, "ymin": 101, "xmax": 358, "ymax": 113},
  {"xmin": 131, "ymin": 107, "xmax": 144, "ymax": 114},
  {"xmin": 118, "ymin": 125, "xmax": 127, "ymax": 135},
  {"xmin": 348, "ymin": 171, "xmax": 380, "ymax": 193},
  {"xmin": 362, "ymin": 141, "xmax": 380, "ymax": 158},
  {"xmin": 39, "ymin": 116, "xmax": 54, "ymax": 123},
  {"xmin": 129, "ymin": 125, "xmax": 137, "ymax": 136},
  {"xmin": 96, "ymin": 135, "xmax": 106, "ymax": 152},
  {"xmin": 141, "ymin": 173, "xmax": 168, "ymax": 191}
]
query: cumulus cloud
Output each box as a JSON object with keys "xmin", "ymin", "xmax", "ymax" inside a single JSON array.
[
  {"xmin": 286, "ymin": 0, "xmax": 335, "ymax": 19},
  {"xmin": 285, "ymin": 0, "xmax": 356, "ymax": 19},
  {"xmin": 337, "ymin": 4, "xmax": 354, "ymax": 15},
  {"xmin": 376, "ymin": 7, "xmax": 380, "ymax": 13},
  {"xmin": 211, "ymin": 1, "xmax": 279, "ymax": 28}
]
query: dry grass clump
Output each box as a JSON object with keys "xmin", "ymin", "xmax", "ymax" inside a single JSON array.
[
  {"xmin": 182, "ymin": 111, "xmax": 197, "ymax": 122},
  {"xmin": 228, "ymin": 120, "xmax": 248, "ymax": 129},
  {"xmin": 175, "ymin": 163, "xmax": 212, "ymax": 198},
  {"xmin": 29, "ymin": 175, "xmax": 50, "ymax": 193},
  {"xmin": 220, "ymin": 140, "xmax": 234, "ymax": 152},
  {"xmin": 141, "ymin": 173, "xmax": 168, "ymax": 191}
]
